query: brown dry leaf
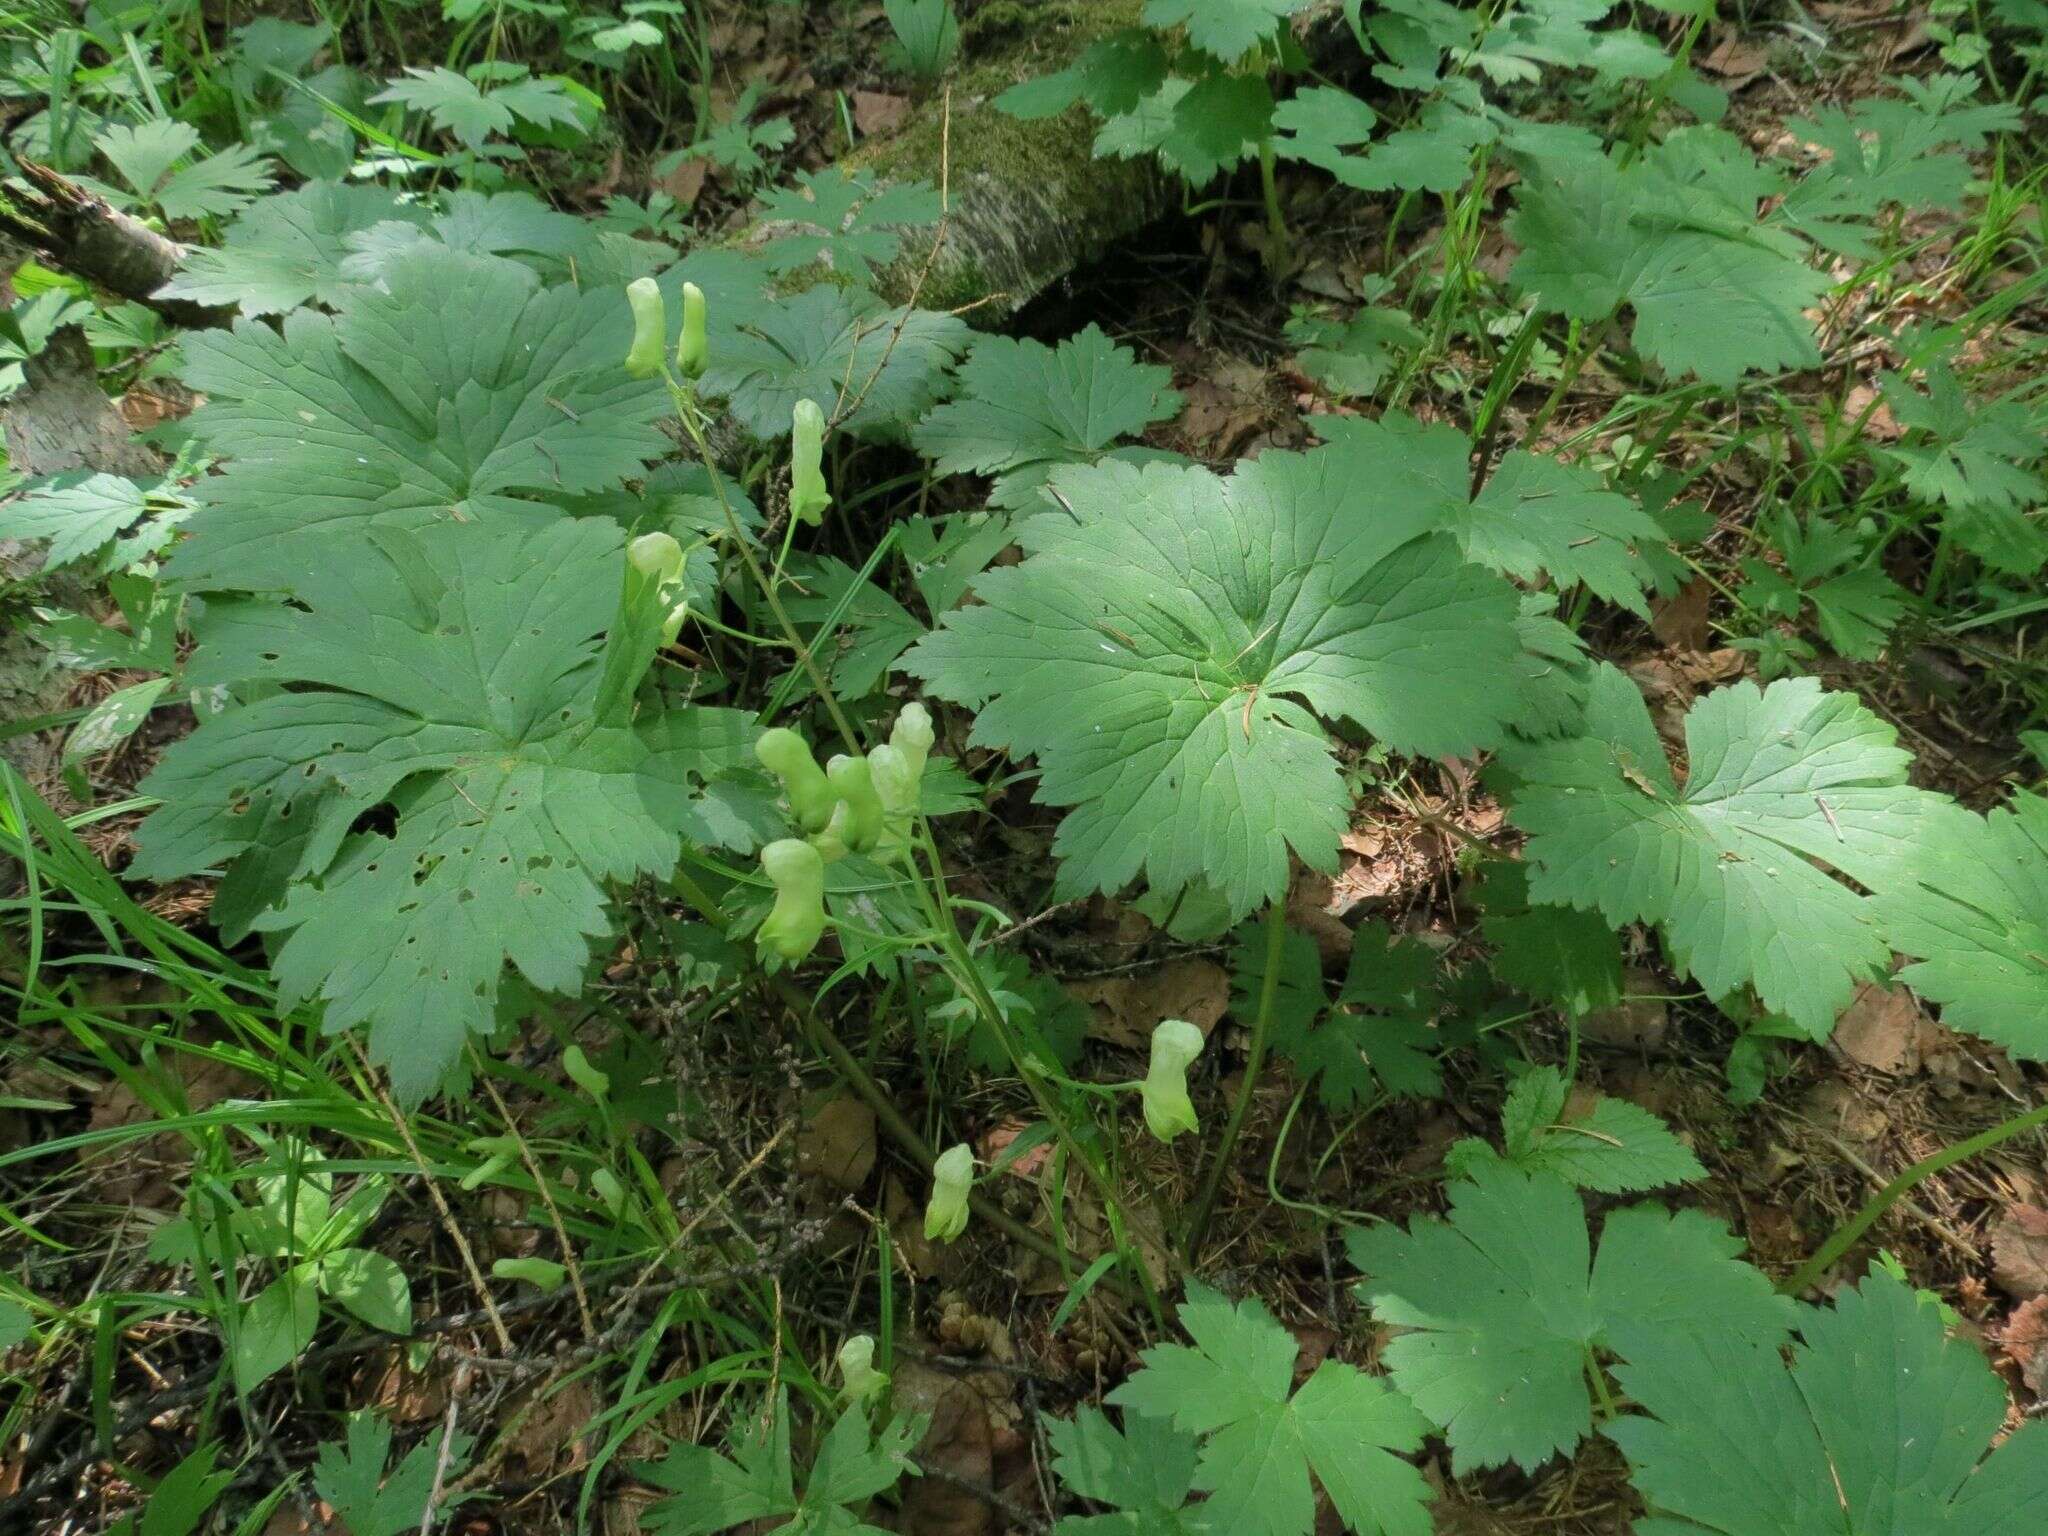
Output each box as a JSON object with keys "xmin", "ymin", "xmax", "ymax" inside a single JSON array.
[
  {"xmin": 1844, "ymin": 383, "xmax": 1902, "ymax": 442},
  {"xmin": 979, "ymin": 1118, "xmax": 1050, "ymax": 1181},
  {"xmin": 84, "ymin": 1053, "xmax": 259, "ymax": 1207},
  {"xmin": 852, "ymin": 90, "xmax": 911, "ymax": 136},
  {"xmin": 1288, "ymin": 868, "xmax": 1355, "ymax": 964},
  {"xmin": 892, "ymin": 1362, "xmax": 993, "ymax": 1536},
  {"xmin": 653, "ymin": 155, "xmax": 709, "ymax": 207},
  {"xmin": 1178, "ymin": 359, "xmax": 1272, "ymax": 458},
  {"xmin": 1069, "ymin": 957, "xmax": 1229, "ymax": 1050},
  {"xmin": 1582, "ymin": 967, "xmax": 1669, "ymax": 1054},
  {"xmin": 2001, "ymin": 1297, "xmax": 2048, "ymax": 1398},
  {"xmin": 1651, "ymin": 577, "xmax": 1713, "ymax": 651},
  {"xmin": 368, "ymin": 1356, "xmax": 451, "ymax": 1423},
  {"xmin": 1993, "ymin": 1205, "xmax": 2048, "ymax": 1299},
  {"xmin": 1804, "ymin": 1078, "xmax": 1888, "ymax": 1143},
  {"xmin": 1832, "ymin": 982, "xmax": 1928, "ymax": 1074},
  {"xmin": 798, "ymin": 1092, "xmax": 876, "ymax": 1193},
  {"xmin": 505, "ymin": 1378, "xmax": 601, "ymax": 1479},
  {"xmin": 1700, "ymin": 35, "xmax": 1769, "ymax": 84},
  {"xmin": 1328, "ymin": 822, "xmax": 1435, "ymax": 913}
]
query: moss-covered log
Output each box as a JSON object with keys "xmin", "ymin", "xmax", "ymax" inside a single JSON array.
[{"xmin": 843, "ymin": 0, "xmax": 1168, "ymax": 321}]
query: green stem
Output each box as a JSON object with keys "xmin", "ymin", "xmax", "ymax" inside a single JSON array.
[
  {"xmin": 664, "ymin": 375, "xmax": 860, "ymax": 755},
  {"xmin": 1780, "ymin": 1097, "xmax": 2048, "ymax": 1296},
  {"xmin": 1256, "ymin": 139, "xmax": 1290, "ymax": 274},
  {"xmin": 1183, "ymin": 902, "xmax": 1287, "ymax": 1264}
]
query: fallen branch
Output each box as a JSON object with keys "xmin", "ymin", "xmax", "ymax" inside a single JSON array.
[{"xmin": 0, "ymin": 160, "xmax": 227, "ymax": 327}]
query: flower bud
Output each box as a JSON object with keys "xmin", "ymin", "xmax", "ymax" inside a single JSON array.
[
  {"xmin": 624, "ymin": 277, "xmax": 665, "ymax": 378},
  {"xmin": 677, "ymin": 280, "xmax": 708, "ymax": 379},
  {"xmin": 825, "ymin": 754, "xmax": 883, "ymax": 852},
  {"xmin": 1141, "ymin": 1019, "xmax": 1205, "ymax": 1143},
  {"xmin": 790, "ymin": 399, "xmax": 832, "ymax": 525},
  {"xmin": 756, "ymin": 727, "xmax": 836, "ymax": 832},
  {"xmin": 838, "ymin": 1334, "xmax": 887, "ymax": 1402},
  {"xmin": 627, "ymin": 530, "xmax": 684, "ymax": 584},
  {"xmin": 758, "ymin": 838, "xmax": 827, "ymax": 963},
  {"xmin": 891, "ymin": 702, "xmax": 934, "ymax": 783},
  {"xmin": 924, "ymin": 1143, "xmax": 974, "ymax": 1243},
  {"xmin": 563, "ymin": 1044, "xmax": 610, "ymax": 1099}
]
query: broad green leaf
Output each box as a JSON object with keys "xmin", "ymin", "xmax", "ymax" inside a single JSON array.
[
  {"xmin": 320, "ymin": 1248, "xmax": 413, "ymax": 1334},
  {"xmin": 1154, "ymin": 72, "xmax": 1274, "ymax": 183},
  {"xmin": 166, "ymin": 247, "xmax": 667, "ymax": 592},
  {"xmin": 133, "ymin": 1443, "xmax": 233, "ymax": 1536},
  {"xmin": 0, "ymin": 1298, "xmax": 31, "ymax": 1350},
  {"xmin": 883, "ymin": 0, "xmax": 961, "ymax": 76},
  {"xmin": 156, "ymin": 182, "xmax": 426, "ymax": 317},
  {"xmin": 1108, "ymin": 1284, "xmax": 1432, "ymax": 1536},
  {"xmin": 131, "ymin": 519, "xmax": 750, "ymax": 1102},
  {"xmin": 1315, "ymin": 413, "xmax": 1666, "ymax": 615},
  {"xmin": 1446, "ymin": 1066, "xmax": 1707, "ymax": 1193},
  {"xmin": 996, "ymin": 31, "xmax": 1170, "ymax": 120},
  {"xmin": 702, "ymin": 282, "xmax": 970, "ymax": 440},
  {"xmin": 1879, "ymin": 366, "xmax": 2048, "ymax": 575},
  {"xmin": 1498, "ymin": 664, "xmax": 1945, "ymax": 1037},
  {"xmin": 1348, "ymin": 1163, "xmax": 1792, "ymax": 1473},
  {"xmin": 750, "ymin": 168, "xmax": 943, "ymax": 283},
  {"xmin": 1143, "ymin": 0, "xmax": 1314, "ymax": 61},
  {"xmin": 1285, "ymin": 308, "xmax": 1420, "ymax": 399},
  {"xmin": 370, "ymin": 66, "xmax": 509, "ymax": 147},
  {"xmin": 1235, "ymin": 921, "xmax": 1444, "ymax": 1109},
  {"xmin": 232, "ymin": 1271, "xmax": 319, "ymax": 1388},
  {"xmin": 904, "ymin": 449, "xmax": 1533, "ymax": 918},
  {"xmin": 1608, "ymin": 1266, "xmax": 2048, "ymax": 1533},
  {"xmin": 97, "ymin": 120, "xmax": 203, "ymax": 204},
  {"xmin": 154, "ymin": 143, "xmax": 277, "ymax": 221},
  {"xmin": 1047, "ymin": 1407, "xmax": 1206, "ymax": 1536},
  {"xmin": 1473, "ymin": 859, "xmax": 1623, "ymax": 1016},
  {"xmin": 639, "ymin": 1391, "xmax": 925, "ymax": 1536},
  {"xmin": 1508, "ymin": 137, "xmax": 1832, "ymax": 386},
  {"xmin": 0, "ymin": 472, "xmax": 153, "ymax": 571},
  {"xmin": 1878, "ymin": 791, "xmax": 2048, "ymax": 1057},
  {"xmin": 911, "ymin": 325, "xmax": 1183, "ymax": 508},
  {"xmin": 314, "ymin": 1413, "xmax": 471, "ymax": 1536}
]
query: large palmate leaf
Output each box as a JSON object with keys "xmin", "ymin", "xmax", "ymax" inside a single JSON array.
[
  {"xmin": 904, "ymin": 448, "xmax": 1532, "ymax": 918},
  {"xmin": 1608, "ymin": 1266, "xmax": 2048, "ymax": 1534},
  {"xmin": 1348, "ymin": 1163, "xmax": 1792, "ymax": 1474},
  {"xmin": 130, "ymin": 519, "xmax": 754, "ymax": 1101},
  {"xmin": 749, "ymin": 168, "xmax": 942, "ymax": 282},
  {"xmin": 1497, "ymin": 664, "xmax": 1943, "ymax": 1037},
  {"xmin": 1047, "ymin": 1408, "xmax": 1208, "ymax": 1536},
  {"xmin": 1314, "ymin": 413, "xmax": 1666, "ymax": 616},
  {"xmin": 1233, "ymin": 921, "xmax": 1445, "ymax": 1108},
  {"xmin": 155, "ymin": 181, "xmax": 425, "ymax": 317},
  {"xmin": 167, "ymin": 248, "xmax": 668, "ymax": 592},
  {"xmin": 1108, "ymin": 1285, "xmax": 1432, "ymax": 1536},
  {"xmin": 1508, "ymin": 130, "xmax": 1833, "ymax": 386},
  {"xmin": 911, "ymin": 325, "xmax": 1183, "ymax": 508},
  {"xmin": 1878, "ymin": 792, "xmax": 2048, "ymax": 1058},
  {"xmin": 1444, "ymin": 1065, "xmax": 1706, "ymax": 1194},
  {"xmin": 1142, "ymin": 0, "xmax": 1315, "ymax": 61},
  {"xmin": 701, "ymin": 282, "xmax": 970, "ymax": 440},
  {"xmin": 638, "ymin": 1391, "xmax": 926, "ymax": 1536}
]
